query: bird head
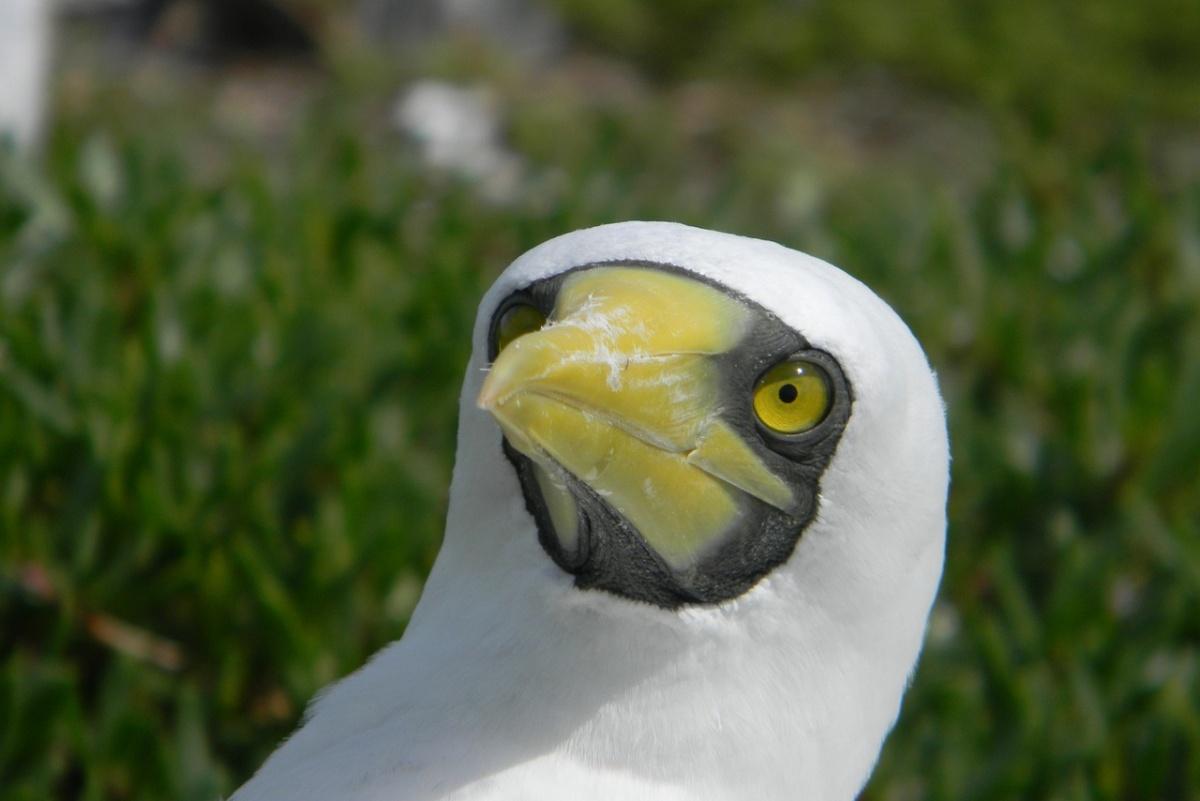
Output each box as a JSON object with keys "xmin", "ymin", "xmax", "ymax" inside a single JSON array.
[
  {"xmin": 476, "ymin": 263, "xmax": 853, "ymax": 608},
  {"xmin": 452, "ymin": 223, "xmax": 947, "ymax": 621}
]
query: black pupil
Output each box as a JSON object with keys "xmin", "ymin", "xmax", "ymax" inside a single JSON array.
[{"xmin": 778, "ymin": 383, "xmax": 798, "ymax": 403}]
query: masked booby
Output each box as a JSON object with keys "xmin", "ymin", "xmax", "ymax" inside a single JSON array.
[{"xmin": 232, "ymin": 221, "xmax": 950, "ymax": 801}]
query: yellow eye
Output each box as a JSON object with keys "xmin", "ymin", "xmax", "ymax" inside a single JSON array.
[
  {"xmin": 495, "ymin": 303, "xmax": 547, "ymax": 352},
  {"xmin": 753, "ymin": 360, "xmax": 831, "ymax": 434}
]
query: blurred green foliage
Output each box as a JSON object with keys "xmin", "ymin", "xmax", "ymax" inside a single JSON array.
[
  {"xmin": 552, "ymin": 0, "xmax": 1200, "ymax": 126},
  {"xmin": 2, "ymin": 2, "xmax": 1200, "ymax": 800}
]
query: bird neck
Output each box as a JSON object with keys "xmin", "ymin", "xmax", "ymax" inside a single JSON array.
[
  {"xmin": 397, "ymin": 386, "xmax": 940, "ymax": 801},
  {"xmin": 415, "ymin": 475, "xmax": 929, "ymax": 800}
]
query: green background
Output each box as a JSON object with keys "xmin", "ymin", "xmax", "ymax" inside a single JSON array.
[{"xmin": 2, "ymin": 1, "xmax": 1198, "ymax": 798}]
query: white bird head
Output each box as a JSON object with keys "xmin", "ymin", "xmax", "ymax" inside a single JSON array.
[{"xmin": 234, "ymin": 221, "xmax": 949, "ymax": 801}]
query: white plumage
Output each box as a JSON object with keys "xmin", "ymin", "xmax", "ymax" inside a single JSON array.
[{"xmin": 233, "ymin": 221, "xmax": 949, "ymax": 801}]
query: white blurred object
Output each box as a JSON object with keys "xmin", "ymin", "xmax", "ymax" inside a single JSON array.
[
  {"xmin": 0, "ymin": 0, "xmax": 54, "ymax": 150},
  {"xmin": 393, "ymin": 80, "xmax": 522, "ymax": 202}
]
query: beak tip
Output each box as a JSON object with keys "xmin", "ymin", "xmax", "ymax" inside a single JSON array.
[
  {"xmin": 476, "ymin": 385, "xmax": 498, "ymax": 412},
  {"xmin": 478, "ymin": 349, "xmax": 520, "ymax": 412},
  {"xmin": 477, "ymin": 367, "xmax": 510, "ymax": 412}
]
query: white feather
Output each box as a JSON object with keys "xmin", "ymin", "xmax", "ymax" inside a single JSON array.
[{"xmin": 232, "ymin": 222, "xmax": 949, "ymax": 801}]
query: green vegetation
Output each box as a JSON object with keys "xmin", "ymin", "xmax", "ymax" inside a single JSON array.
[
  {"xmin": 553, "ymin": 0, "xmax": 1200, "ymax": 125},
  {"xmin": 2, "ymin": 3, "xmax": 1199, "ymax": 799}
]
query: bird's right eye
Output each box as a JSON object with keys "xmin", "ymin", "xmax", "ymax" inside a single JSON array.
[{"xmin": 495, "ymin": 303, "xmax": 546, "ymax": 353}]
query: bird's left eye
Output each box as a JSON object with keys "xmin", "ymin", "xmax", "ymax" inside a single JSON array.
[
  {"xmin": 753, "ymin": 359, "xmax": 831, "ymax": 435},
  {"xmin": 495, "ymin": 303, "xmax": 547, "ymax": 352}
]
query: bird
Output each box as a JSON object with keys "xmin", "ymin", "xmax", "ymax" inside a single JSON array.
[{"xmin": 231, "ymin": 221, "xmax": 950, "ymax": 801}]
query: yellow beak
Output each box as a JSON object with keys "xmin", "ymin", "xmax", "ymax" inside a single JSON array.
[{"xmin": 478, "ymin": 267, "xmax": 795, "ymax": 569}]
